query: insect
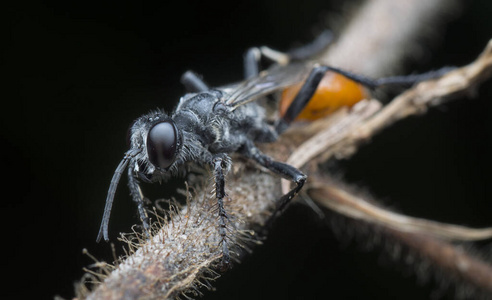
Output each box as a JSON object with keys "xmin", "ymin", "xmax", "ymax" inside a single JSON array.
[{"xmin": 96, "ymin": 31, "xmax": 451, "ymax": 270}]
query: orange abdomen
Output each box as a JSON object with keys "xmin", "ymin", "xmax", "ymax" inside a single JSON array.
[{"xmin": 279, "ymin": 71, "xmax": 368, "ymax": 121}]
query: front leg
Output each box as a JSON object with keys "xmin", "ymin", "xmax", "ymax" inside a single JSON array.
[
  {"xmin": 240, "ymin": 141, "xmax": 307, "ymax": 227},
  {"xmin": 211, "ymin": 154, "xmax": 232, "ymax": 271},
  {"xmin": 127, "ymin": 166, "xmax": 151, "ymax": 237}
]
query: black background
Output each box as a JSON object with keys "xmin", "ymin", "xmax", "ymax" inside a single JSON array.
[{"xmin": 5, "ymin": 0, "xmax": 492, "ymax": 299}]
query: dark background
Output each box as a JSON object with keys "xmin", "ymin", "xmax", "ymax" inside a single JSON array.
[{"xmin": 5, "ymin": 0, "xmax": 492, "ymax": 299}]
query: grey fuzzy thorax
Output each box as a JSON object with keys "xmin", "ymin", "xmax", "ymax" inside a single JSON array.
[{"xmin": 127, "ymin": 90, "xmax": 275, "ymax": 181}]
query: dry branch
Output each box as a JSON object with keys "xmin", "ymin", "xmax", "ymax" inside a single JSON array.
[
  {"xmin": 310, "ymin": 181, "xmax": 492, "ymax": 296},
  {"xmin": 310, "ymin": 182, "xmax": 492, "ymax": 242}
]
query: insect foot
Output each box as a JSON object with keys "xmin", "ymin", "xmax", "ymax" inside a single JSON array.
[{"xmin": 211, "ymin": 155, "xmax": 234, "ymax": 271}]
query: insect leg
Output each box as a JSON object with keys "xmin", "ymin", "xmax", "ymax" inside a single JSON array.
[
  {"xmin": 275, "ymin": 65, "xmax": 330, "ymax": 133},
  {"xmin": 371, "ymin": 67, "xmax": 455, "ymax": 86},
  {"xmin": 259, "ymin": 30, "xmax": 334, "ymax": 66},
  {"xmin": 180, "ymin": 70, "xmax": 210, "ymax": 92},
  {"xmin": 127, "ymin": 165, "xmax": 151, "ymax": 236},
  {"xmin": 243, "ymin": 47, "xmax": 261, "ymax": 79},
  {"xmin": 211, "ymin": 155, "xmax": 232, "ymax": 271},
  {"xmin": 240, "ymin": 141, "xmax": 307, "ymax": 224},
  {"xmin": 244, "ymin": 30, "xmax": 333, "ymax": 79},
  {"xmin": 286, "ymin": 30, "xmax": 333, "ymax": 61},
  {"xmin": 316, "ymin": 66, "xmax": 454, "ymax": 89},
  {"xmin": 276, "ymin": 65, "xmax": 453, "ymax": 133}
]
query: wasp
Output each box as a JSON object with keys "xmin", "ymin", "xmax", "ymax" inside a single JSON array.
[{"xmin": 97, "ymin": 31, "xmax": 450, "ymax": 269}]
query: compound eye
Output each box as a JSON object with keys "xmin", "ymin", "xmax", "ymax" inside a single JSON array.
[{"xmin": 146, "ymin": 121, "xmax": 178, "ymax": 169}]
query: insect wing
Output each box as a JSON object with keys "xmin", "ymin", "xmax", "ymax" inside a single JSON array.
[{"xmin": 222, "ymin": 62, "xmax": 312, "ymax": 109}]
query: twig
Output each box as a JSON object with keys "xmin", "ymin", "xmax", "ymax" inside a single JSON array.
[
  {"xmin": 309, "ymin": 183, "xmax": 492, "ymax": 242},
  {"xmin": 310, "ymin": 181, "xmax": 492, "ymax": 295}
]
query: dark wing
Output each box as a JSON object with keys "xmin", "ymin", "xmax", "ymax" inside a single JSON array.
[{"xmin": 221, "ymin": 62, "xmax": 313, "ymax": 109}]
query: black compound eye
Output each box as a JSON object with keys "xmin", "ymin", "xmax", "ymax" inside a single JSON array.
[{"xmin": 146, "ymin": 121, "xmax": 178, "ymax": 169}]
